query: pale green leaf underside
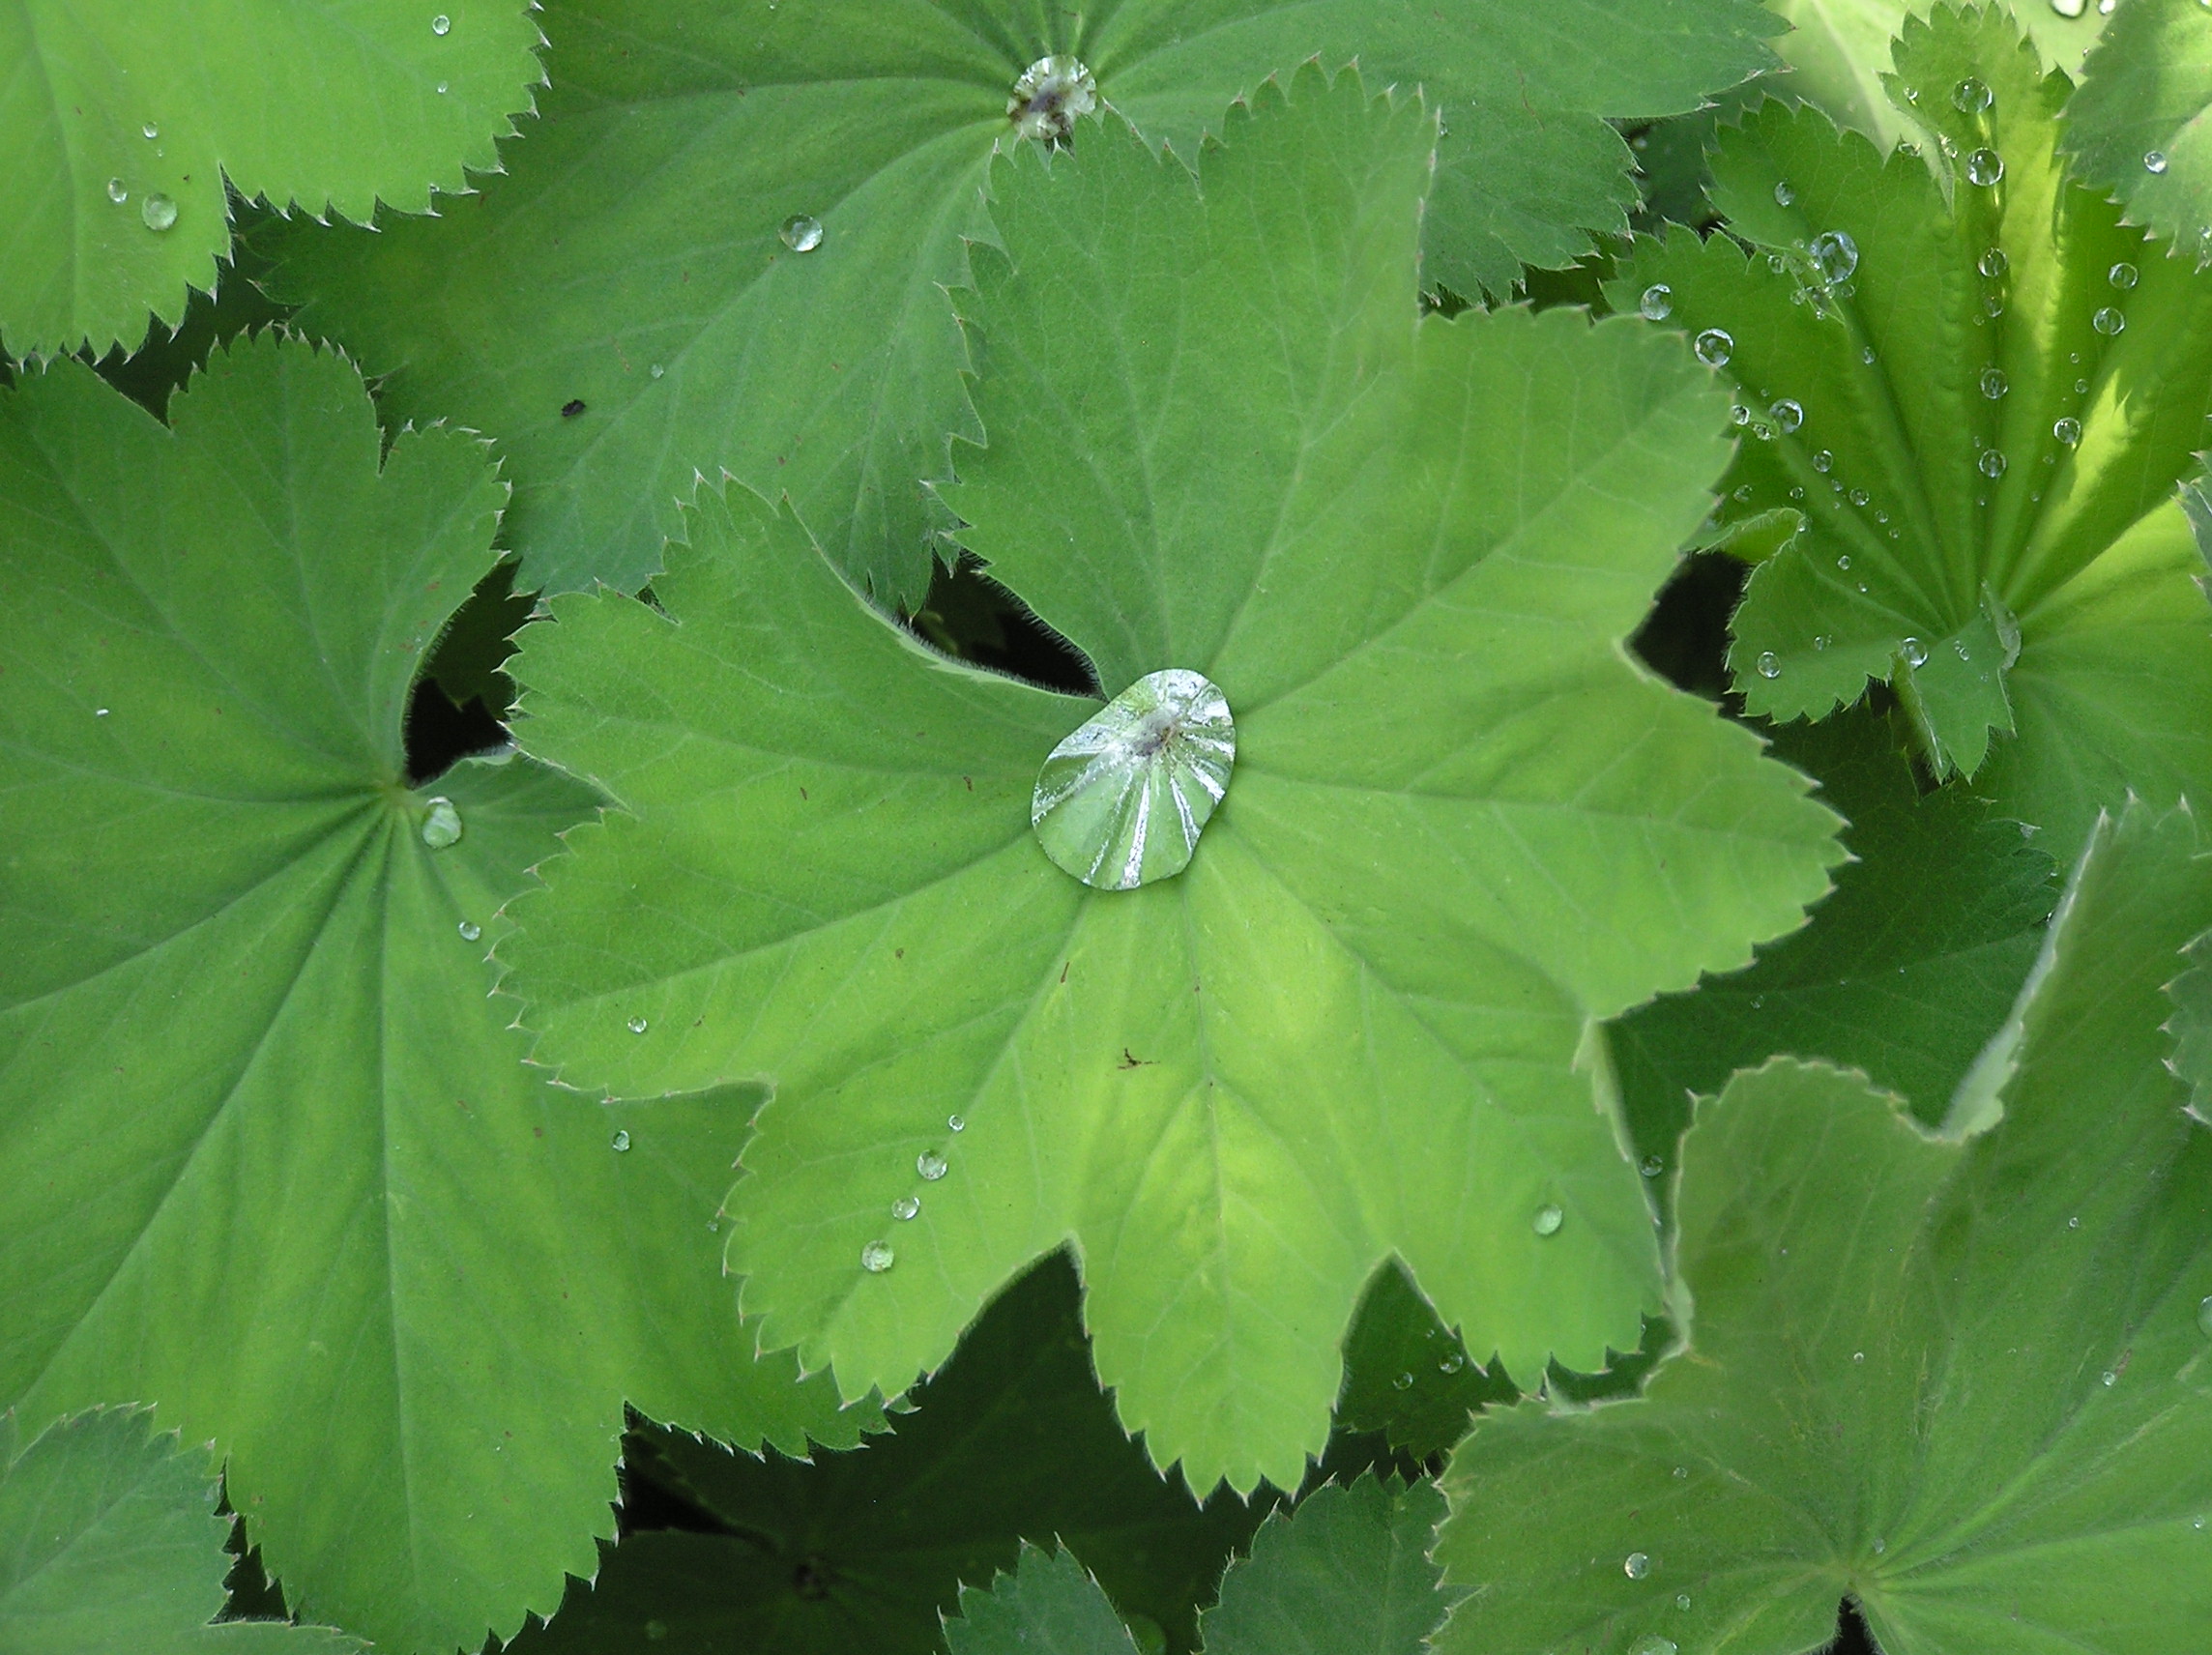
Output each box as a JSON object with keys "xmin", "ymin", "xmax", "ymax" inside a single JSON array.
[
  {"xmin": 499, "ymin": 77, "xmax": 1843, "ymax": 1497},
  {"xmin": 265, "ymin": 0, "xmax": 1777, "ymax": 603},
  {"xmin": 2065, "ymin": 0, "xmax": 2212, "ymax": 256},
  {"xmin": 1617, "ymin": 5, "xmax": 2212, "ymax": 826},
  {"xmin": 0, "ymin": 0, "xmax": 543, "ymax": 359},
  {"xmin": 946, "ymin": 1546, "xmax": 1144, "ymax": 1655},
  {"xmin": 0, "ymin": 1408, "xmax": 359, "ymax": 1652},
  {"xmin": 1438, "ymin": 799, "xmax": 2212, "ymax": 1655},
  {"xmin": 0, "ymin": 338, "xmax": 868, "ymax": 1655}
]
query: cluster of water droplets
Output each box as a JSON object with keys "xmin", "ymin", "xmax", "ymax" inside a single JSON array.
[
  {"xmin": 103, "ymin": 120, "xmax": 177, "ymax": 233},
  {"xmin": 859, "ymin": 1113, "xmax": 969, "ymax": 1273}
]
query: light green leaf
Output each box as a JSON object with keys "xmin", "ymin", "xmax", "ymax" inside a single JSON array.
[
  {"xmin": 263, "ymin": 0, "xmax": 1778, "ymax": 603},
  {"xmin": 1614, "ymin": 4, "xmax": 2212, "ymax": 833},
  {"xmin": 1765, "ymin": 0, "xmax": 2109, "ymax": 148},
  {"xmin": 1610, "ymin": 709, "xmax": 2058, "ymax": 1167},
  {"xmin": 2168, "ymin": 927, "xmax": 2212, "ymax": 1122},
  {"xmin": 0, "ymin": 1408, "xmax": 359, "ymax": 1652},
  {"xmin": 0, "ymin": 336, "xmax": 872, "ymax": 1655},
  {"xmin": 498, "ymin": 72, "xmax": 1845, "ymax": 1496},
  {"xmin": 0, "ymin": 0, "xmax": 542, "ymax": 361},
  {"xmin": 512, "ymin": 1255, "xmax": 1267, "ymax": 1655},
  {"xmin": 1435, "ymin": 798, "xmax": 2212, "ymax": 1655},
  {"xmin": 2064, "ymin": 0, "xmax": 2212, "ymax": 257}
]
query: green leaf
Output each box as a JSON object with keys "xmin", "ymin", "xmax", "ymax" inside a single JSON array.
[
  {"xmin": 1613, "ymin": 5, "xmax": 2212, "ymax": 834},
  {"xmin": 943, "ymin": 1475, "xmax": 1458, "ymax": 1655},
  {"xmin": 498, "ymin": 71, "xmax": 1846, "ymax": 1496},
  {"xmin": 0, "ymin": 0, "xmax": 542, "ymax": 361},
  {"xmin": 2064, "ymin": 0, "xmax": 2212, "ymax": 257},
  {"xmin": 1334, "ymin": 1264, "xmax": 1512, "ymax": 1461},
  {"xmin": 0, "ymin": 336, "xmax": 872, "ymax": 1655},
  {"xmin": 0, "ymin": 1408, "xmax": 359, "ymax": 1652},
  {"xmin": 1764, "ymin": 0, "xmax": 2109, "ymax": 148},
  {"xmin": 263, "ymin": 0, "xmax": 1778, "ymax": 603},
  {"xmin": 1610, "ymin": 709, "xmax": 2058, "ymax": 1167},
  {"xmin": 1434, "ymin": 798, "xmax": 2212, "ymax": 1655},
  {"xmin": 511, "ymin": 1254, "xmax": 1267, "ymax": 1655}
]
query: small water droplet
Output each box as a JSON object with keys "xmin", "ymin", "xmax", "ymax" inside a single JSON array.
[
  {"xmin": 1734, "ymin": 482, "xmax": 1756, "ymax": 502},
  {"xmin": 142, "ymin": 122, "xmax": 159, "ymax": 139},
  {"xmin": 2110, "ymin": 260, "xmax": 2139, "ymax": 290},
  {"xmin": 1850, "ymin": 487, "xmax": 1871, "ymax": 507},
  {"xmin": 1624, "ymin": 1552, "xmax": 1651, "ymax": 1580},
  {"xmin": 891, "ymin": 1195, "xmax": 920, "ymax": 1221},
  {"xmin": 2069, "ymin": 1214, "xmax": 2082, "ymax": 1229},
  {"xmin": 140, "ymin": 192, "xmax": 178, "ymax": 232},
  {"xmin": 436, "ymin": 80, "xmax": 449, "ymax": 94},
  {"xmin": 611, "ymin": 1129, "xmax": 631, "ymax": 1152},
  {"xmin": 1954, "ymin": 638, "xmax": 1973, "ymax": 661},
  {"xmin": 1904, "ymin": 637, "xmax": 1930, "ymax": 668},
  {"xmin": 947, "ymin": 1114, "xmax": 966, "ymax": 1132},
  {"xmin": 1770, "ymin": 397, "xmax": 1804, "ymax": 432},
  {"xmin": 1809, "ymin": 229, "xmax": 1858, "ymax": 284},
  {"xmin": 780, "ymin": 214, "xmax": 824, "ymax": 253},
  {"xmin": 1532, "ymin": 1203, "xmax": 1565, "ymax": 1236},
  {"xmin": 1812, "ymin": 449, "xmax": 1833, "ymax": 473},
  {"xmin": 1630, "ymin": 1637, "xmax": 1677, "ymax": 1655},
  {"xmin": 105, "ymin": 177, "xmax": 127, "ymax": 204},
  {"xmin": 458, "ymin": 920, "xmax": 481, "ymax": 942},
  {"xmin": 1694, "ymin": 328, "xmax": 1733, "ymax": 367},
  {"xmin": 1981, "ymin": 367, "xmax": 2008, "ymax": 399},
  {"xmin": 1439, "ymin": 1351, "xmax": 1465, "ymax": 1374},
  {"xmin": 1953, "ymin": 76, "xmax": 1993, "ymax": 114},
  {"xmin": 2053, "ymin": 416, "xmax": 2081, "ymax": 446},
  {"xmin": 649, "ymin": 363, "xmax": 664, "ymax": 378},
  {"xmin": 1872, "ymin": 1537, "xmax": 1887, "ymax": 1555},
  {"xmin": 431, "ymin": 13, "xmax": 451, "ymax": 34},
  {"xmin": 1836, "ymin": 554, "xmax": 1851, "ymax": 570},
  {"xmin": 2075, "ymin": 376, "xmax": 2090, "ymax": 394},
  {"xmin": 1813, "ymin": 634, "xmax": 1830, "ymax": 652},
  {"xmin": 1673, "ymin": 1465, "xmax": 1689, "ymax": 1478},
  {"xmin": 861, "ymin": 1239, "xmax": 894, "ymax": 1272},
  {"xmin": 1853, "ymin": 1350, "xmax": 1866, "ymax": 1363},
  {"xmin": 1639, "ymin": 283, "xmax": 1674, "ymax": 322},
  {"xmin": 1774, "ymin": 180, "xmax": 1796, "ymax": 207},
  {"xmin": 94, "ymin": 707, "xmax": 109, "ymax": 717},
  {"xmin": 2147, "ymin": 150, "xmax": 2169, "ymax": 175},
  {"xmin": 2197, "ymin": 1294, "xmax": 2212, "ymax": 1337},
  {"xmin": 2102, "ymin": 1369, "xmax": 2118, "ymax": 1386},
  {"xmin": 1730, "ymin": 402, "xmax": 1752, "ymax": 427},
  {"xmin": 420, "ymin": 796, "xmax": 462, "ymax": 849},
  {"xmin": 2093, "ymin": 305, "xmax": 2127, "ymax": 335},
  {"xmin": 917, "ymin": 1150, "xmax": 948, "ymax": 1181},
  {"xmin": 1392, "ymin": 1371, "xmax": 1414, "ymax": 1390},
  {"xmin": 1978, "ymin": 247, "xmax": 2009, "ymax": 278},
  {"xmin": 1966, "ymin": 149, "xmax": 2004, "ymax": 187},
  {"xmin": 1979, "ymin": 448, "xmax": 2008, "ymax": 479},
  {"xmin": 1985, "ymin": 291, "xmax": 2006, "ymax": 318},
  {"xmin": 1675, "ymin": 1594, "xmax": 1692, "ymax": 1611},
  {"xmin": 1640, "ymin": 1155, "xmax": 1664, "ymax": 1177}
]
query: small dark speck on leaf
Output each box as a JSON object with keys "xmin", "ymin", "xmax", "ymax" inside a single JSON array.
[
  {"xmin": 963, "ymin": 774, "xmax": 973, "ymax": 791},
  {"xmin": 799, "ymin": 786, "xmax": 808, "ymax": 800},
  {"xmin": 561, "ymin": 398, "xmax": 587, "ymax": 419},
  {"xmin": 1060, "ymin": 962, "xmax": 1069, "ymax": 984},
  {"xmin": 793, "ymin": 1560, "xmax": 831, "ymax": 1600},
  {"xmin": 895, "ymin": 948, "xmax": 905, "ymax": 960},
  {"xmin": 1118, "ymin": 1048, "xmax": 1154, "ymax": 1070}
]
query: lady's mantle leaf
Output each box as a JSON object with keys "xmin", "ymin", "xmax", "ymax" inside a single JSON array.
[
  {"xmin": 0, "ymin": 0, "xmax": 543, "ymax": 361},
  {"xmin": 1435, "ymin": 799, "xmax": 2212, "ymax": 1655},
  {"xmin": 0, "ymin": 338, "xmax": 871, "ymax": 1655},
  {"xmin": 266, "ymin": 0, "xmax": 1777, "ymax": 605},
  {"xmin": 0, "ymin": 1408, "xmax": 359, "ymax": 1652},
  {"xmin": 1615, "ymin": 5, "xmax": 2212, "ymax": 845},
  {"xmin": 944, "ymin": 1476, "xmax": 1457, "ymax": 1655},
  {"xmin": 499, "ymin": 71, "xmax": 1845, "ymax": 1496},
  {"xmin": 2065, "ymin": 0, "xmax": 2212, "ymax": 257}
]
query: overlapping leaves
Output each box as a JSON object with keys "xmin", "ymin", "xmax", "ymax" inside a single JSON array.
[
  {"xmin": 1617, "ymin": 5, "xmax": 2212, "ymax": 851},
  {"xmin": 0, "ymin": 337, "xmax": 871, "ymax": 1655},
  {"xmin": 265, "ymin": 0, "xmax": 1780, "ymax": 604},
  {"xmin": 497, "ymin": 69, "xmax": 1844, "ymax": 1497},
  {"xmin": 1436, "ymin": 799, "xmax": 2212, "ymax": 1655},
  {"xmin": 2066, "ymin": 0, "xmax": 2212, "ymax": 255},
  {"xmin": 0, "ymin": 0, "xmax": 543, "ymax": 360}
]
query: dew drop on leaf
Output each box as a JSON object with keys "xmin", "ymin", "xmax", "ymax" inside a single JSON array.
[
  {"xmin": 947, "ymin": 1114, "xmax": 966, "ymax": 1132},
  {"xmin": 1624, "ymin": 1552, "xmax": 1652, "ymax": 1580},
  {"xmin": 431, "ymin": 13, "xmax": 451, "ymax": 34},
  {"xmin": 1693, "ymin": 329, "xmax": 1733, "ymax": 367},
  {"xmin": 140, "ymin": 192, "xmax": 178, "ymax": 232},
  {"xmin": 626, "ymin": 1015, "xmax": 648, "ymax": 1034},
  {"xmin": 1773, "ymin": 180, "xmax": 1796, "ymax": 207},
  {"xmin": 2146, "ymin": 150, "xmax": 2169, "ymax": 175},
  {"xmin": 917, "ymin": 1150, "xmax": 947, "ymax": 1181},
  {"xmin": 1639, "ymin": 283, "xmax": 1674, "ymax": 321},
  {"xmin": 610, "ymin": 1129, "xmax": 631, "ymax": 1153},
  {"xmin": 1978, "ymin": 247, "xmax": 2008, "ymax": 278},
  {"xmin": 860, "ymin": 1240, "xmax": 894, "ymax": 1273},
  {"xmin": 1439, "ymin": 1351, "xmax": 1465, "ymax": 1373},
  {"xmin": 1812, "ymin": 449, "xmax": 1833, "ymax": 472},
  {"xmin": 2110, "ymin": 261, "xmax": 2139, "ymax": 291},
  {"xmin": 458, "ymin": 919, "xmax": 481, "ymax": 942},
  {"xmin": 1532, "ymin": 1203, "xmax": 1565, "ymax": 1236},
  {"xmin": 1032, "ymin": 668, "xmax": 1235, "ymax": 891},
  {"xmin": 105, "ymin": 177, "xmax": 127, "ymax": 204},
  {"xmin": 780, "ymin": 214, "xmax": 824, "ymax": 253},
  {"xmin": 2054, "ymin": 416, "xmax": 2081, "ymax": 446},
  {"xmin": 1981, "ymin": 367, "xmax": 2008, "ymax": 399},
  {"xmin": 2092, "ymin": 305, "xmax": 2127, "ymax": 336},
  {"xmin": 1392, "ymin": 1371, "xmax": 1414, "ymax": 1390},
  {"xmin": 1630, "ymin": 1638, "xmax": 1677, "ymax": 1655},
  {"xmin": 1953, "ymin": 76, "xmax": 1993, "ymax": 114},
  {"xmin": 2197, "ymin": 1294, "xmax": 2212, "ymax": 1337},
  {"xmin": 1979, "ymin": 449, "xmax": 2008, "ymax": 479},
  {"xmin": 1008, "ymin": 54, "xmax": 1097, "ymax": 146},
  {"xmin": 420, "ymin": 796, "xmax": 462, "ymax": 849},
  {"xmin": 1809, "ymin": 230, "xmax": 1858, "ymax": 284},
  {"xmin": 2050, "ymin": 0, "xmax": 2085, "ymax": 14},
  {"xmin": 1756, "ymin": 651, "xmax": 1781, "ymax": 679},
  {"xmin": 1675, "ymin": 1594, "xmax": 1692, "ymax": 1611},
  {"xmin": 891, "ymin": 1196, "xmax": 919, "ymax": 1221},
  {"xmin": 1770, "ymin": 397, "xmax": 1803, "ymax": 432},
  {"xmin": 1640, "ymin": 1155, "xmax": 1664, "ymax": 1177},
  {"xmin": 1850, "ymin": 487, "xmax": 1871, "ymax": 507},
  {"xmin": 141, "ymin": 121, "xmax": 158, "ymax": 139},
  {"xmin": 1966, "ymin": 149, "xmax": 2004, "ymax": 187},
  {"xmin": 1904, "ymin": 637, "xmax": 1930, "ymax": 668}
]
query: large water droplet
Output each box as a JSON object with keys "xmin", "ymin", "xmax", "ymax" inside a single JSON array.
[
  {"xmin": 105, "ymin": 177, "xmax": 127, "ymax": 204},
  {"xmin": 1966, "ymin": 149, "xmax": 2004, "ymax": 187},
  {"xmin": 1639, "ymin": 283, "xmax": 1674, "ymax": 322},
  {"xmin": 780, "ymin": 214, "xmax": 823, "ymax": 253},
  {"xmin": 1978, "ymin": 247, "xmax": 2009, "ymax": 278},
  {"xmin": 1812, "ymin": 449, "xmax": 1833, "ymax": 473},
  {"xmin": 1809, "ymin": 229, "xmax": 1858, "ymax": 284},
  {"xmin": 431, "ymin": 13, "xmax": 451, "ymax": 34},
  {"xmin": 1033, "ymin": 668, "xmax": 1235, "ymax": 890},
  {"xmin": 860, "ymin": 1239, "xmax": 894, "ymax": 1273},
  {"xmin": 1694, "ymin": 328, "xmax": 1733, "ymax": 367},
  {"xmin": 2050, "ymin": 0, "xmax": 2086, "ymax": 15},
  {"xmin": 917, "ymin": 1150, "xmax": 948, "ymax": 1181},
  {"xmin": 611, "ymin": 1129, "xmax": 631, "ymax": 1152},
  {"xmin": 891, "ymin": 1195, "xmax": 920, "ymax": 1221},
  {"xmin": 458, "ymin": 919, "xmax": 481, "ymax": 942},
  {"xmin": 141, "ymin": 122, "xmax": 159, "ymax": 139},
  {"xmin": 140, "ymin": 193, "xmax": 178, "ymax": 232},
  {"xmin": 2110, "ymin": 260, "xmax": 2139, "ymax": 290},
  {"xmin": 1624, "ymin": 1552, "xmax": 1652, "ymax": 1580},
  {"xmin": 420, "ymin": 796, "xmax": 462, "ymax": 849},
  {"xmin": 1979, "ymin": 448, "xmax": 2008, "ymax": 479},
  {"xmin": 2093, "ymin": 305, "xmax": 2128, "ymax": 336},
  {"xmin": 1981, "ymin": 367, "xmax": 2008, "ymax": 399},
  {"xmin": 1773, "ymin": 180, "xmax": 1796, "ymax": 208},
  {"xmin": 1008, "ymin": 54, "xmax": 1097, "ymax": 146},
  {"xmin": 1953, "ymin": 76, "xmax": 1993, "ymax": 114},
  {"xmin": 2053, "ymin": 416, "xmax": 2082, "ymax": 446},
  {"xmin": 2146, "ymin": 150, "xmax": 2169, "ymax": 175},
  {"xmin": 1755, "ymin": 650, "xmax": 1781, "ymax": 680},
  {"xmin": 1903, "ymin": 637, "xmax": 1930, "ymax": 668},
  {"xmin": 1770, "ymin": 397, "xmax": 1804, "ymax": 432},
  {"xmin": 1532, "ymin": 1203, "xmax": 1565, "ymax": 1236}
]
